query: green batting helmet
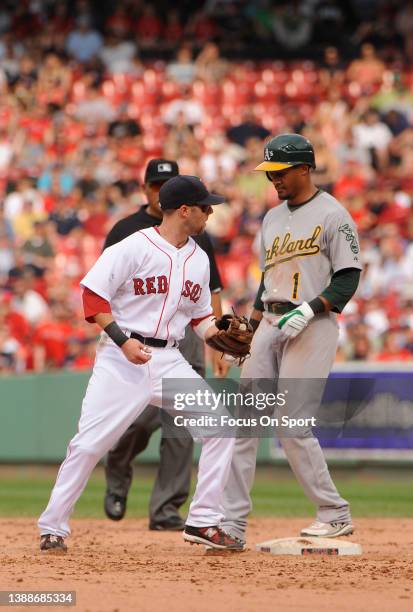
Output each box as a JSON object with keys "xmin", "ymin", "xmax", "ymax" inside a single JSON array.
[{"xmin": 255, "ymin": 133, "xmax": 316, "ymax": 172}]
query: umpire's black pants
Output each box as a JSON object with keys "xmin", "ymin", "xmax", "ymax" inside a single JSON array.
[{"xmin": 105, "ymin": 326, "xmax": 204, "ymax": 525}]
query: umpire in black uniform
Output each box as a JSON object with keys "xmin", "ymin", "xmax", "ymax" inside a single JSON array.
[{"xmin": 103, "ymin": 158, "xmax": 227, "ymax": 530}]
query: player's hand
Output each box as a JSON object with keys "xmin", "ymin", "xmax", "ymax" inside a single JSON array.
[
  {"xmin": 277, "ymin": 302, "xmax": 314, "ymax": 340},
  {"xmin": 121, "ymin": 338, "xmax": 152, "ymax": 364},
  {"xmin": 212, "ymin": 349, "xmax": 230, "ymax": 378}
]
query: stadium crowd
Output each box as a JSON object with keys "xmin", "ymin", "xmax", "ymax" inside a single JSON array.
[{"xmin": 1, "ymin": 0, "xmax": 413, "ymax": 372}]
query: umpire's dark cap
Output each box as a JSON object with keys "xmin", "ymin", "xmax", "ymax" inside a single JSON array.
[
  {"xmin": 159, "ymin": 175, "xmax": 226, "ymax": 210},
  {"xmin": 144, "ymin": 158, "xmax": 179, "ymax": 184}
]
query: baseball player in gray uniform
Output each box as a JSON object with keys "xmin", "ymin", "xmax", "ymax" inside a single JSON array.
[{"xmin": 220, "ymin": 133, "xmax": 362, "ymax": 543}]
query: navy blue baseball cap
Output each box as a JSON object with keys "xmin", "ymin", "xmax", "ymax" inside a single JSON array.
[{"xmin": 159, "ymin": 175, "xmax": 226, "ymax": 210}]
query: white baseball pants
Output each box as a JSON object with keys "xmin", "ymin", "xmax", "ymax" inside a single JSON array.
[{"xmin": 38, "ymin": 340, "xmax": 234, "ymax": 538}]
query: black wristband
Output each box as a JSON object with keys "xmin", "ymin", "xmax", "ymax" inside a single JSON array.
[
  {"xmin": 104, "ymin": 321, "xmax": 129, "ymax": 347},
  {"xmin": 308, "ymin": 297, "xmax": 326, "ymax": 315},
  {"xmin": 249, "ymin": 318, "xmax": 261, "ymax": 333}
]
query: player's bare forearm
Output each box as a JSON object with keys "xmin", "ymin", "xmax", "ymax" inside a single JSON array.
[
  {"xmin": 211, "ymin": 349, "xmax": 230, "ymax": 378},
  {"xmin": 211, "ymin": 292, "xmax": 223, "ymax": 318},
  {"xmin": 249, "ymin": 308, "xmax": 263, "ymax": 322},
  {"xmin": 94, "ymin": 312, "xmax": 115, "ymax": 330},
  {"xmin": 205, "ymin": 324, "xmax": 220, "ymax": 341},
  {"xmin": 209, "ymin": 293, "xmax": 230, "ymax": 377},
  {"xmin": 94, "ymin": 312, "xmax": 152, "ymax": 365}
]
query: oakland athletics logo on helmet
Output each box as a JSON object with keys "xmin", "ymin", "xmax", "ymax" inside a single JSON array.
[{"xmin": 256, "ymin": 133, "xmax": 316, "ymax": 172}]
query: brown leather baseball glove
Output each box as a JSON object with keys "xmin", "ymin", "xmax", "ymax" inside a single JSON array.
[{"xmin": 206, "ymin": 314, "xmax": 254, "ymax": 365}]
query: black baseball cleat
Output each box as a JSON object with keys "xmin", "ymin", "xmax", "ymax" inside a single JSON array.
[
  {"xmin": 104, "ymin": 493, "xmax": 126, "ymax": 521},
  {"xmin": 183, "ymin": 525, "xmax": 246, "ymax": 551},
  {"xmin": 40, "ymin": 534, "xmax": 67, "ymax": 553},
  {"xmin": 149, "ymin": 516, "xmax": 186, "ymax": 532}
]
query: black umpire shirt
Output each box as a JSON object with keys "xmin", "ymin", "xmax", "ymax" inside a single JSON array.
[{"xmin": 104, "ymin": 205, "xmax": 223, "ymax": 293}]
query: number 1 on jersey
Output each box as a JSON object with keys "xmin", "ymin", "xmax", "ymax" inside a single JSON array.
[{"xmin": 292, "ymin": 272, "xmax": 300, "ymax": 300}]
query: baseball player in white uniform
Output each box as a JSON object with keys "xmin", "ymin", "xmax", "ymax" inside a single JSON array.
[
  {"xmin": 220, "ymin": 134, "xmax": 363, "ymax": 543},
  {"xmin": 38, "ymin": 175, "xmax": 244, "ymax": 553}
]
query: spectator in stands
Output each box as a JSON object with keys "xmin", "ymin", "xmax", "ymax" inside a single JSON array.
[
  {"xmin": 363, "ymin": 298, "xmax": 389, "ymax": 342},
  {"xmin": 351, "ymin": 334, "xmax": 374, "ymax": 361},
  {"xmin": 73, "ymin": 84, "xmax": 116, "ymax": 124},
  {"xmin": 12, "ymin": 199, "xmax": 47, "ymax": 242},
  {"xmin": 370, "ymin": 73, "xmax": 413, "ymax": 123},
  {"xmin": 99, "ymin": 29, "xmax": 138, "ymax": 75},
  {"xmin": 374, "ymin": 330, "xmax": 412, "ymax": 361},
  {"xmin": 318, "ymin": 46, "xmax": 346, "ymax": 90},
  {"xmin": 104, "ymin": 3, "xmax": 133, "ymax": 37},
  {"xmin": 270, "ymin": 2, "xmax": 313, "ymax": 52},
  {"xmin": 352, "ymin": 108, "xmax": 393, "ymax": 170},
  {"xmin": 134, "ymin": 5, "xmax": 162, "ymax": 50},
  {"xmin": 382, "ymin": 109, "xmax": 410, "ymax": 137},
  {"xmin": 315, "ymin": 87, "xmax": 350, "ymax": 146},
  {"xmin": 195, "ymin": 42, "xmax": 228, "ymax": 82},
  {"xmin": 163, "ymin": 10, "xmax": 185, "ymax": 50},
  {"xmin": 66, "ymin": 15, "xmax": 103, "ymax": 64},
  {"xmin": 303, "ymin": 129, "xmax": 338, "ymax": 192},
  {"xmin": 3, "ymin": 178, "xmax": 44, "ymax": 223},
  {"xmin": 226, "ymin": 107, "xmax": 270, "ymax": 148},
  {"xmin": 0, "ymin": 288, "xmax": 29, "ymax": 348},
  {"xmin": 37, "ymin": 52, "xmax": 72, "ymax": 108},
  {"xmin": 346, "ymin": 43, "xmax": 386, "ymax": 93},
  {"xmin": 32, "ymin": 301, "xmax": 76, "ymax": 371},
  {"xmin": 185, "ymin": 10, "xmax": 218, "ymax": 46},
  {"xmin": 11, "ymin": 55, "xmax": 38, "ymax": 110},
  {"xmin": 0, "ymin": 324, "xmax": 24, "ymax": 373},
  {"xmin": 49, "ymin": 196, "xmax": 82, "ymax": 237},
  {"xmin": 333, "ymin": 160, "xmax": 368, "ymax": 201},
  {"xmin": 199, "ymin": 132, "xmax": 237, "ymax": 183},
  {"xmin": 0, "ymin": 32, "xmax": 23, "ymax": 81},
  {"xmin": 108, "ymin": 113, "xmax": 142, "ymax": 140},
  {"xmin": 162, "ymin": 85, "xmax": 204, "ymax": 127},
  {"xmin": 21, "ymin": 220, "xmax": 54, "ymax": 276},
  {"xmin": 10, "ymin": 270, "xmax": 49, "ymax": 326},
  {"xmin": 63, "ymin": 334, "xmax": 96, "ymax": 370},
  {"xmin": 166, "ymin": 45, "xmax": 196, "ymax": 85}
]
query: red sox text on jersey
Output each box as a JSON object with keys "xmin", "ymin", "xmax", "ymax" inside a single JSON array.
[{"xmin": 133, "ymin": 276, "xmax": 202, "ymax": 303}]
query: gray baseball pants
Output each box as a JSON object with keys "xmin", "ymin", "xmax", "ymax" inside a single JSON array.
[{"xmin": 220, "ymin": 314, "xmax": 351, "ymax": 541}]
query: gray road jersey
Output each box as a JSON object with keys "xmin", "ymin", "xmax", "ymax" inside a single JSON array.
[{"xmin": 260, "ymin": 190, "xmax": 362, "ymax": 305}]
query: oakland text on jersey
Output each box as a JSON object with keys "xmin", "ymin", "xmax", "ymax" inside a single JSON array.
[{"xmin": 265, "ymin": 225, "xmax": 322, "ymax": 270}]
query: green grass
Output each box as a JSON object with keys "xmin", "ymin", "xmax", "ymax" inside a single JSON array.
[{"xmin": 0, "ymin": 465, "xmax": 412, "ymax": 518}]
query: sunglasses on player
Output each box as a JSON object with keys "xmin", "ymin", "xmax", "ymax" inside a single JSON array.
[{"xmin": 195, "ymin": 204, "xmax": 212, "ymax": 213}]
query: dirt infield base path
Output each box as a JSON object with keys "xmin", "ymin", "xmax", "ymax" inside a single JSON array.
[{"xmin": 1, "ymin": 518, "xmax": 412, "ymax": 612}]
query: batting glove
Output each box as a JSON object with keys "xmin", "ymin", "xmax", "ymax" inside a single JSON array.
[{"xmin": 277, "ymin": 302, "xmax": 314, "ymax": 340}]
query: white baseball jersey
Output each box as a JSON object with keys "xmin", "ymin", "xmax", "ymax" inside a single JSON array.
[
  {"xmin": 81, "ymin": 227, "xmax": 212, "ymax": 341},
  {"xmin": 260, "ymin": 190, "xmax": 362, "ymax": 305}
]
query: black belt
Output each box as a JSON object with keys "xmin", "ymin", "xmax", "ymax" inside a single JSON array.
[
  {"xmin": 130, "ymin": 332, "xmax": 173, "ymax": 348},
  {"xmin": 265, "ymin": 302, "xmax": 297, "ymax": 315}
]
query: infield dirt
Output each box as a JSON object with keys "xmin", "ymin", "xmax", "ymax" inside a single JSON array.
[{"xmin": 1, "ymin": 517, "xmax": 412, "ymax": 612}]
